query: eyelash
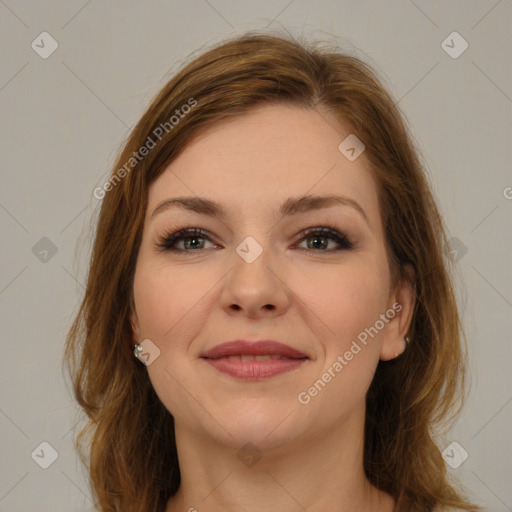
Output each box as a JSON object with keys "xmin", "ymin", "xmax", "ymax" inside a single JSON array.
[{"xmin": 156, "ymin": 225, "xmax": 353, "ymax": 254}]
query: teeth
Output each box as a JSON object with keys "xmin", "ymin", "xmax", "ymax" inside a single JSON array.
[
  {"xmin": 226, "ymin": 354, "xmax": 285, "ymax": 361},
  {"xmin": 254, "ymin": 355, "xmax": 271, "ymax": 361}
]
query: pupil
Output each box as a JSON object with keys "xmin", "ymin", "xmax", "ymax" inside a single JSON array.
[
  {"xmin": 185, "ymin": 237, "xmax": 202, "ymax": 249},
  {"xmin": 309, "ymin": 236, "xmax": 326, "ymax": 249}
]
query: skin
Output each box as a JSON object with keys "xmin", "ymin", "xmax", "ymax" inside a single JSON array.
[{"xmin": 130, "ymin": 103, "xmax": 415, "ymax": 512}]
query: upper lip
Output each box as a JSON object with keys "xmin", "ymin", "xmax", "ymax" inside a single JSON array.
[{"xmin": 200, "ymin": 340, "xmax": 309, "ymax": 359}]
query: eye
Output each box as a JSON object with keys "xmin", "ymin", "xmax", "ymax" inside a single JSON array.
[
  {"xmin": 156, "ymin": 225, "xmax": 354, "ymax": 254},
  {"xmin": 156, "ymin": 228, "xmax": 217, "ymax": 252},
  {"xmin": 294, "ymin": 226, "xmax": 353, "ymax": 253}
]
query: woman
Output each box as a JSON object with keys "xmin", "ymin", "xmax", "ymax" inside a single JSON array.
[{"xmin": 63, "ymin": 31, "xmax": 481, "ymax": 512}]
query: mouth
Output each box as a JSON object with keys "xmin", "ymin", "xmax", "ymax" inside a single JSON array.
[{"xmin": 200, "ymin": 340, "xmax": 310, "ymax": 380}]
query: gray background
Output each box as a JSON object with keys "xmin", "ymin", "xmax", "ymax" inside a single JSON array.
[{"xmin": 0, "ymin": 1, "xmax": 511, "ymax": 511}]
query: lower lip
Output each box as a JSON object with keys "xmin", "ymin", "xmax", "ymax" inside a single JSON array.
[{"xmin": 202, "ymin": 357, "xmax": 308, "ymax": 380}]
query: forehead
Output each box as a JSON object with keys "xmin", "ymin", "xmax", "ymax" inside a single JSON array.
[{"xmin": 147, "ymin": 103, "xmax": 380, "ymax": 225}]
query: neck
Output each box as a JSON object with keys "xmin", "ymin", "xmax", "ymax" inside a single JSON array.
[{"xmin": 165, "ymin": 403, "xmax": 395, "ymax": 512}]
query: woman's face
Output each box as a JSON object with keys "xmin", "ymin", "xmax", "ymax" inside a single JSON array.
[{"xmin": 130, "ymin": 103, "xmax": 412, "ymax": 450}]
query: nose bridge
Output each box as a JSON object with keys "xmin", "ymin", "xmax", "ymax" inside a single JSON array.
[
  {"xmin": 235, "ymin": 233, "xmax": 267, "ymax": 265},
  {"xmin": 231, "ymin": 232, "xmax": 275, "ymax": 286},
  {"xmin": 229, "ymin": 202, "xmax": 278, "ymax": 263},
  {"xmin": 221, "ymin": 230, "xmax": 289, "ymax": 315}
]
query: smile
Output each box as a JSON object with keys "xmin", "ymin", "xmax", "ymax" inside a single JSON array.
[{"xmin": 199, "ymin": 339, "xmax": 310, "ymax": 380}]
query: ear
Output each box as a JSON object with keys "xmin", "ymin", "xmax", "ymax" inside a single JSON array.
[{"xmin": 380, "ymin": 264, "xmax": 416, "ymax": 361}]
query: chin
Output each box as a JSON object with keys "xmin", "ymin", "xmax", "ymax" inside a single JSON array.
[{"xmin": 211, "ymin": 400, "xmax": 306, "ymax": 450}]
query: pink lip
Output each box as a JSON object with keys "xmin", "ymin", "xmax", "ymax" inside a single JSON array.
[
  {"xmin": 200, "ymin": 340, "xmax": 308, "ymax": 359},
  {"xmin": 200, "ymin": 340, "xmax": 309, "ymax": 380}
]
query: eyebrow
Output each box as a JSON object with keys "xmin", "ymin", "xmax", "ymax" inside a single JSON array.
[{"xmin": 150, "ymin": 194, "xmax": 370, "ymax": 227}]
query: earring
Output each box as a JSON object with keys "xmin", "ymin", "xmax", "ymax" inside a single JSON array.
[
  {"xmin": 134, "ymin": 343, "xmax": 143, "ymax": 358},
  {"xmin": 394, "ymin": 336, "xmax": 410, "ymax": 357}
]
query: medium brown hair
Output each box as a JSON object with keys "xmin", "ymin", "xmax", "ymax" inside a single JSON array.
[{"xmin": 62, "ymin": 31, "xmax": 480, "ymax": 512}]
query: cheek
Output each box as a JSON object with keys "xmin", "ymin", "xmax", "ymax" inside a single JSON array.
[
  {"xmin": 304, "ymin": 262, "xmax": 388, "ymax": 332},
  {"xmin": 132, "ymin": 262, "xmax": 207, "ymax": 341},
  {"xmin": 133, "ymin": 263, "xmax": 209, "ymax": 415},
  {"xmin": 297, "ymin": 268, "xmax": 388, "ymax": 410}
]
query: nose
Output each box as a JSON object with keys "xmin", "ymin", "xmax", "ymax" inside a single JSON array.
[{"xmin": 220, "ymin": 243, "xmax": 291, "ymax": 319}]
